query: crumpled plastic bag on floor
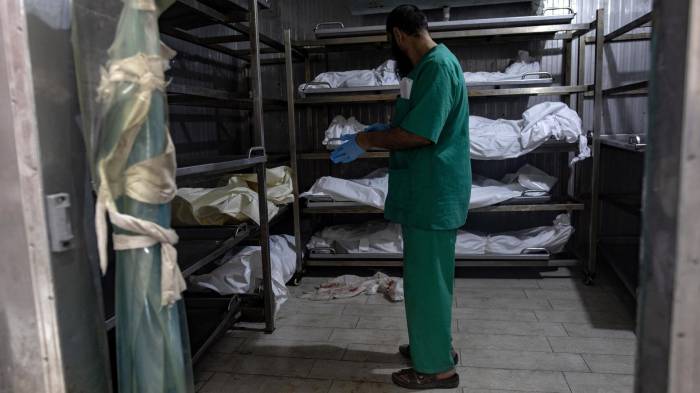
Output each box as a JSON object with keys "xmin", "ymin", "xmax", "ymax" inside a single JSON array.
[{"xmin": 300, "ymin": 272, "xmax": 404, "ymax": 302}]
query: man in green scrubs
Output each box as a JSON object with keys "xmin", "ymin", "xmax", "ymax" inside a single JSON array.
[{"xmin": 330, "ymin": 4, "xmax": 471, "ymax": 390}]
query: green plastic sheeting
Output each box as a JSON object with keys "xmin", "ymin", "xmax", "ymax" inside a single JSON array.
[{"xmin": 90, "ymin": 0, "xmax": 194, "ymax": 391}]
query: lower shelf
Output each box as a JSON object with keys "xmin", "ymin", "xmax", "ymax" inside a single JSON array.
[
  {"xmin": 185, "ymin": 293, "xmax": 242, "ymax": 364},
  {"xmin": 303, "ymin": 202, "xmax": 584, "ymax": 215},
  {"xmin": 305, "ymin": 254, "xmax": 578, "ymax": 268}
]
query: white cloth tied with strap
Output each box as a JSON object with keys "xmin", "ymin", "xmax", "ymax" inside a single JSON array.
[{"xmin": 95, "ymin": 50, "xmax": 186, "ymax": 307}]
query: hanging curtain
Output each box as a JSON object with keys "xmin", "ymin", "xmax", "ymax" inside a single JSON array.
[{"xmin": 92, "ymin": 0, "xmax": 194, "ymax": 391}]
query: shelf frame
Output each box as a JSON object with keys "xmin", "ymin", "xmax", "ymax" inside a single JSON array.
[
  {"xmin": 302, "ymin": 202, "xmax": 584, "ymax": 215},
  {"xmin": 283, "ymin": 11, "xmax": 603, "ymax": 271}
]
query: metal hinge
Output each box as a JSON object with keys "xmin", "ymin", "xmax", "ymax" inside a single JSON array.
[{"xmin": 46, "ymin": 193, "xmax": 74, "ymax": 252}]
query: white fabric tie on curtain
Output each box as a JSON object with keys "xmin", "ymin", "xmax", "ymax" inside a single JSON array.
[{"xmin": 95, "ymin": 51, "xmax": 186, "ymax": 307}]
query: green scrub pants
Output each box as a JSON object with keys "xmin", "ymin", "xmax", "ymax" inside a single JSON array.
[{"xmin": 402, "ymin": 225, "xmax": 457, "ymax": 374}]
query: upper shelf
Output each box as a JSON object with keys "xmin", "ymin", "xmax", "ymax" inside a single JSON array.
[
  {"xmin": 161, "ymin": 0, "xmax": 270, "ymax": 30},
  {"xmin": 295, "ymin": 19, "xmax": 593, "ymax": 50},
  {"xmin": 312, "ymin": 12, "xmax": 577, "ymax": 39},
  {"xmin": 295, "ymin": 85, "xmax": 590, "ymax": 105},
  {"xmin": 604, "ymin": 12, "xmax": 652, "ymax": 43},
  {"xmin": 168, "ymin": 84, "xmax": 286, "ymax": 110},
  {"xmin": 176, "ymin": 154, "xmax": 267, "ymax": 178},
  {"xmin": 160, "ymin": 0, "xmax": 303, "ymax": 61}
]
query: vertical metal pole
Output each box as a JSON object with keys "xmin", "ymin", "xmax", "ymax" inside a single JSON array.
[
  {"xmin": 577, "ymin": 34, "xmax": 587, "ymax": 116},
  {"xmin": 255, "ymin": 163, "xmax": 274, "ymax": 332},
  {"xmin": 586, "ymin": 8, "xmax": 605, "ymax": 283},
  {"xmin": 562, "ymin": 38, "xmax": 572, "ymax": 106},
  {"xmin": 249, "ymin": 0, "xmax": 265, "ymax": 148},
  {"xmin": 249, "ymin": 0, "xmax": 273, "ymax": 332},
  {"xmin": 284, "ymin": 30, "xmax": 304, "ymax": 278}
]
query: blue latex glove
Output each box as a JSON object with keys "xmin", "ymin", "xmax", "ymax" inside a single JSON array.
[
  {"xmin": 364, "ymin": 122, "xmax": 390, "ymax": 132},
  {"xmin": 330, "ymin": 134, "xmax": 365, "ymax": 163}
]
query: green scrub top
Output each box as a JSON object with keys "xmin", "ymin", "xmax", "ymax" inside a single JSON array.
[{"xmin": 385, "ymin": 43, "xmax": 471, "ymax": 230}]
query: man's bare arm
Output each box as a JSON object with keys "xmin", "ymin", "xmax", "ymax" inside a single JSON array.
[{"xmin": 356, "ymin": 127, "xmax": 432, "ymax": 151}]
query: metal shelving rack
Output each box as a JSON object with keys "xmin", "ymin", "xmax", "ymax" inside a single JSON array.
[
  {"xmin": 103, "ymin": 0, "xmax": 301, "ymax": 364},
  {"xmin": 283, "ymin": 10, "xmax": 605, "ymax": 270},
  {"xmin": 587, "ymin": 11, "xmax": 651, "ymax": 291}
]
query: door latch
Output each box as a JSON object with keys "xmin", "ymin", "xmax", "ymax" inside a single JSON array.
[{"xmin": 46, "ymin": 193, "xmax": 74, "ymax": 252}]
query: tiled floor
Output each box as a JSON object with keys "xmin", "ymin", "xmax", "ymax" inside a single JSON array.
[{"xmin": 195, "ymin": 267, "xmax": 637, "ymax": 393}]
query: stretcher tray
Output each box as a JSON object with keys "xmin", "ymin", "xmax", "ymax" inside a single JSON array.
[
  {"xmin": 313, "ymin": 12, "xmax": 576, "ymax": 38},
  {"xmin": 303, "ymin": 192, "xmax": 551, "ymax": 208},
  {"xmin": 307, "ymin": 247, "xmax": 552, "ymax": 261},
  {"xmin": 299, "ymin": 72, "xmax": 553, "ymax": 96}
]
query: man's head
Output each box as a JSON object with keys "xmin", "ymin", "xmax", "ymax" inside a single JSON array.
[{"xmin": 386, "ymin": 4, "xmax": 429, "ymax": 77}]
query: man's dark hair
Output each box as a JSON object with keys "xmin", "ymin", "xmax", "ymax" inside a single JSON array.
[{"xmin": 386, "ymin": 4, "xmax": 429, "ymax": 36}]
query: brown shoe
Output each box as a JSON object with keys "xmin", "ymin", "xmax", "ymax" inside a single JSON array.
[
  {"xmin": 398, "ymin": 344, "xmax": 459, "ymax": 365},
  {"xmin": 392, "ymin": 368, "xmax": 460, "ymax": 390}
]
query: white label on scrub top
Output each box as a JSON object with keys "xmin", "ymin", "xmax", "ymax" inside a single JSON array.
[{"xmin": 400, "ymin": 78, "xmax": 413, "ymax": 99}]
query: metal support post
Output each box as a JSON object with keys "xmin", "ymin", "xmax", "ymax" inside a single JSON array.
[
  {"xmin": 284, "ymin": 29, "xmax": 304, "ymax": 281},
  {"xmin": 248, "ymin": 0, "xmax": 265, "ymax": 148},
  {"xmin": 248, "ymin": 0, "xmax": 273, "ymax": 332},
  {"xmin": 563, "ymin": 38, "xmax": 572, "ymax": 106},
  {"xmin": 255, "ymin": 163, "xmax": 274, "ymax": 332},
  {"xmin": 586, "ymin": 8, "xmax": 605, "ymax": 284}
]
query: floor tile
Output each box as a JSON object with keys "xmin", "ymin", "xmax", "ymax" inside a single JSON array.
[
  {"xmin": 455, "ymin": 297, "xmax": 553, "ymax": 311},
  {"xmin": 457, "ymin": 320, "xmax": 567, "ymax": 337},
  {"xmin": 548, "ymin": 337, "xmax": 636, "ymax": 355},
  {"xmin": 238, "ymin": 337, "xmax": 346, "ymax": 360},
  {"xmin": 194, "ymin": 371, "xmax": 214, "ymax": 392},
  {"xmin": 582, "ymin": 354, "xmax": 636, "ymax": 374},
  {"xmin": 343, "ymin": 304, "xmax": 406, "ymax": 318},
  {"xmin": 207, "ymin": 337, "xmax": 246, "ymax": 354},
  {"xmin": 452, "ymin": 333, "xmax": 552, "ymax": 352},
  {"xmin": 221, "ymin": 354, "xmax": 315, "ymax": 377},
  {"xmin": 356, "ymin": 316, "xmax": 407, "ymax": 330},
  {"xmin": 329, "ymin": 380, "xmax": 461, "ymax": 392},
  {"xmin": 330, "ymin": 328, "xmax": 408, "ymax": 345},
  {"xmin": 266, "ymin": 326, "xmax": 334, "ymax": 342},
  {"xmin": 454, "ymin": 278, "xmax": 540, "ymax": 289},
  {"xmin": 200, "ymin": 373, "xmax": 332, "ymax": 393},
  {"xmin": 290, "ymin": 293, "xmax": 371, "ymax": 305},
  {"xmin": 537, "ymin": 278, "xmax": 609, "ymax": 290},
  {"xmin": 456, "ymin": 367, "xmax": 570, "ymax": 392},
  {"xmin": 342, "ymin": 343, "xmax": 408, "ymax": 364},
  {"xmin": 459, "ymin": 349, "xmax": 589, "ymax": 372},
  {"xmin": 276, "ymin": 313, "xmax": 359, "ymax": 329},
  {"xmin": 462, "ymin": 390, "xmax": 550, "ymax": 393},
  {"xmin": 453, "ymin": 307, "xmax": 538, "ymax": 322},
  {"xmin": 277, "ymin": 302, "xmax": 346, "ymax": 317},
  {"xmin": 453, "ymin": 288, "xmax": 529, "ymax": 298},
  {"xmin": 357, "ymin": 316, "xmax": 457, "ymax": 331},
  {"xmin": 547, "ymin": 299, "xmax": 631, "ymax": 313},
  {"xmin": 563, "ymin": 324, "xmax": 636, "ymax": 339},
  {"xmin": 366, "ymin": 295, "xmax": 406, "ymax": 305},
  {"xmin": 535, "ymin": 310, "xmax": 633, "ymax": 325},
  {"xmin": 564, "ymin": 372, "xmax": 634, "ymax": 393},
  {"xmin": 197, "ymin": 352, "xmax": 234, "ymax": 373},
  {"xmin": 525, "ymin": 289, "xmax": 616, "ymax": 301},
  {"xmin": 308, "ymin": 359, "xmax": 403, "ymax": 383}
]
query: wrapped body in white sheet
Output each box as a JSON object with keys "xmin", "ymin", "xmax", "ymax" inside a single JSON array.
[
  {"xmin": 322, "ymin": 115, "xmax": 367, "ymax": 149},
  {"xmin": 463, "ymin": 50, "xmax": 542, "ymax": 83},
  {"xmin": 301, "ymin": 164, "xmax": 556, "ymax": 210},
  {"xmin": 299, "ymin": 60, "xmax": 399, "ymax": 92},
  {"xmin": 301, "ymin": 51, "xmax": 546, "ymax": 92},
  {"xmin": 470, "ymin": 101, "xmax": 589, "ymax": 165},
  {"xmin": 172, "ymin": 166, "xmax": 293, "ymax": 226},
  {"xmin": 307, "ymin": 214, "xmax": 573, "ymax": 255},
  {"xmin": 189, "ymin": 235, "xmax": 297, "ymax": 313},
  {"xmin": 321, "ymin": 102, "xmax": 588, "ymax": 164}
]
